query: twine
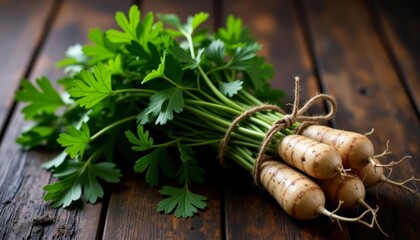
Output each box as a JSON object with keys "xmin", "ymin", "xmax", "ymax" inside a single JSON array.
[{"xmin": 218, "ymin": 76, "xmax": 337, "ymax": 187}]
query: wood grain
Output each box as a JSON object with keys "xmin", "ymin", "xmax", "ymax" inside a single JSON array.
[
  {"xmin": 221, "ymin": 0, "xmax": 349, "ymax": 239},
  {"xmin": 0, "ymin": 0, "xmax": 418, "ymax": 239},
  {"xmin": 0, "ymin": 0, "xmax": 132, "ymax": 239},
  {"xmin": 101, "ymin": 1, "xmax": 223, "ymax": 239},
  {"xmin": 302, "ymin": 0, "xmax": 420, "ymax": 239},
  {"xmin": 371, "ymin": 0, "xmax": 420, "ymax": 116},
  {"xmin": 0, "ymin": 0, "xmax": 56, "ymax": 133}
]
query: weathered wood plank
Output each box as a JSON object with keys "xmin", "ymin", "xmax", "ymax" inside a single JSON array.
[
  {"xmin": 371, "ymin": 0, "xmax": 420, "ymax": 116},
  {"xmin": 0, "ymin": 0, "xmax": 133, "ymax": 239},
  {"xmin": 104, "ymin": 173, "xmax": 222, "ymax": 239},
  {"xmin": 101, "ymin": 1, "xmax": 223, "ymax": 239},
  {"xmin": 221, "ymin": 0, "xmax": 350, "ymax": 239},
  {"xmin": 301, "ymin": 0, "xmax": 420, "ymax": 239},
  {"xmin": 0, "ymin": 0, "xmax": 56, "ymax": 134}
]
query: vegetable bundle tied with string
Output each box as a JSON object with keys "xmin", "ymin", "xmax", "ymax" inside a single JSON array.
[{"xmin": 16, "ymin": 5, "xmax": 418, "ymax": 229}]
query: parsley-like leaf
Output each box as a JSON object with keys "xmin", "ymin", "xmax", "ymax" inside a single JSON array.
[
  {"xmin": 170, "ymin": 44, "xmax": 203, "ymax": 70},
  {"xmin": 229, "ymin": 42, "xmax": 261, "ymax": 70},
  {"xmin": 190, "ymin": 12, "xmax": 209, "ymax": 32},
  {"xmin": 16, "ymin": 77, "xmax": 64, "ymax": 119},
  {"xmin": 126, "ymin": 41, "xmax": 161, "ymax": 72},
  {"xmin": 177, "ymin": 143, "xmax": 205, "ymax": 184},
  {"xmin": 83, "ymin": 28, "xmax": 118, "ymax": 64},
  {"xmin": 219, "ymin": 80, "xmax": 243, "ymax": 97},
  {"xmin": 134, "ymin": 147, "xmax": 168, "ymax": 187},
  {"xmin": 16, "ymin": 126, "xmax": 55, "ymax": 149},
  {"xmin": 44, "ymin": 160, "xmax": 121, "ymax": 207},
  {"xmin": 217, "ymin": 15, "xmax": 254, "ymax": 49},
  {"xmin": 107, "ymin": 5, "xmax": 140, "ymax": 43},
  {"xmin": 69, "ymin": 62, "xmax": 113, "ymax": 108},
  {"xmin": 142, "ymin": 50, "xmax": 166, "ymax": 83},
  {"xmin": 157, "ymin": 185, "xmax": 207, "ymax": 218},
  {"xmin": 205, "ymin": 40, "xmax": 225, "ymax": 66},
  {"xmin": 125, "ymin": 124, "xmax": 153, "ymax": 151},
  {"xmin": 81, "ymin": 162, "xmax": 121, "ymax": 203},
  {"xmin": 140, "ymin": 87, "xmax": 185, "ymax": 125},
  {"xmin": 57, "ymin": 122, "xmax": 90, "ymax": 159}
]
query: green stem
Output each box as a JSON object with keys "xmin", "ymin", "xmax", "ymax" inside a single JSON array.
[
  {"xmin": 185, "ymin": 99, "xmax": 241, "ymax": 115},
  {"xmin": 90, "ymin": 115, "xmax": 137, "ymax": 141},
  {"xmin": 197, "ymin": 66, "xmax": 242, "ymax": 111},
  {"xmin": 112, "ymin": 88, "xmax": 155, "ymax": 95}
]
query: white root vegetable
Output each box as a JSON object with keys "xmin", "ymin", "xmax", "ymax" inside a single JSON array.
[
  {"xmin": 300, "ymin": 125, "xmax": 386, "ymax": 170},
  {"xmin": 316, "ymin": 173, "xmax": 386, "ymax": 236},
  {"xmin": 316, "ymin": 173, "xmax": 373, "ymax": 210},
  {"xmin": 260, "ymin": 160, "xmax": 375, "ymax": 228},
  {"xmin": 355, "ymin": 157, "xmax": 420, "ymax": 196},
  {"xmin": 277, "ymin": 134, "xmax": 345, "ymax": 179}
]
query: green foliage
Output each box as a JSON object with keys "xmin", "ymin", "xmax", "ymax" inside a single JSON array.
[
  {"xmin": 15, "ymin": 6, "xmax": 285, "ymax": 218},
  {"xmin": 157, "ymin": 185, "xmax": 207, "ymax": 218},
  {"xmin": 69, "ymin": 62, "xmax": 113, "ymax": 108},
  {"xmin": 83, "ymin": 28, "xmax": 118, "ymax": 64},
  {"xmin": 15, "ymin": 77, "xmax": 64, "ymax": 119},
  {"xmin": 57, "ymin": 122, "xmax": 90, "ymax": 159},
  {"xmin": 125, "ymin": 124, "xmax": 153, "ymax": 151},
  {"xmin": 44, "ymin": 160, "xmax": 121, "ymax": 207}
]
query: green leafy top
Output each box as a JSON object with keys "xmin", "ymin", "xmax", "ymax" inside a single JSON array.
[
  {"xmin": 15, "ymin": 5, "xmax": 285, "ymax": 219},
  {"xmin": 69, "ymin": 62, "xmax": 113, "ymax": 108},
  {"xmin": 16, "ymin": 77, "xmax": 65, "ymax": 119}
]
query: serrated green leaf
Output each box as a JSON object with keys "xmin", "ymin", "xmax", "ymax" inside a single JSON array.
[
  {"xmin": 16, "ymin": 77, "xmax": 64, "ymax": 119},
  {"xmin": 57, "ymin": 122, "xmax": 90, "ymax": 159},
  {"xmin": 157, "ymin": 185, "xmax": 207, "ymax": 218},
  {"xmin": 125, "ymin": 124, "xmax": 153, "ymax": 151},
  {"xmin": 219, "ymin": 80, "xmax": 243, "ymax": 97},
  {"xmin": 230, "ymin": 42, "xmax": 261, "ymax": 70},
  {"xmin": 44, "ymin": 160, "xmax": 121, "ymax": 207},
  {"xmin": 107, "ymin": 5, "xmax": 140, "ymax": 43},
  {"xmin": 69, "ymin": 62, "xmax": 113, "ymax": 108},
  {"xmin": 217, "ymin": 15, "xmax": 254, "ymax": 49},
  {"xmin": 205, "ymin": 39, "xmax": 225, "ymax": 66},
  {"xmin": 83, "ymin": 28, "xmax": 118, "ymax": 64},
  {"xmin": 142, "ymin": 51, "xmax": 166, "ymax": 83},
  {"xmin": 134, "ymin": 147, "xmax": 168, "ymax": 187},
  {"xmin": 140, "ymin": 87, "xmax": 185, "ymax": 125},
  {"xmin": 138, "ymin": 12, "xmax": 164, "ymax": 51},
  {"xmin": 190, "ymin": 12, "xmax": 209, "ymax": 32}
]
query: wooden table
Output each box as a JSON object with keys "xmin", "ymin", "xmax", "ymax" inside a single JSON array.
[{"xmin": 1, "ymin": 0, "xmax": 419, "ymax": 239}]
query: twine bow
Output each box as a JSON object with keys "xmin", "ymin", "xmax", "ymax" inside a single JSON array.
[{"xmin": 217, "ymin": 76, "xmax": 337, "ymax": 187}]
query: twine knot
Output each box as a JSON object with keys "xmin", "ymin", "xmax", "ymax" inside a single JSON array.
[{"xmin": 218, "ymin": 76, "xmax": 337, "ymax": 187}]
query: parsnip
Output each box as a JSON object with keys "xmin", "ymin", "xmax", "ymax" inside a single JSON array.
[
  {"xmin": 278, "ymin": 134, "xmax": 345, "ymax": 179},
  {"xmin": 316, "ymin": 173, "xmax": 372, "ymax": 210},
  {"xmin": 355, "ymin": 158, "xmax": 420, "ymax": 196},
  {"xmin": 260, "ymin": 160, "xmax": 375, "ymax": 228},
  {"xmin": 300, "ymin": 125, "xmax": 375, "ymax": 170}
]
